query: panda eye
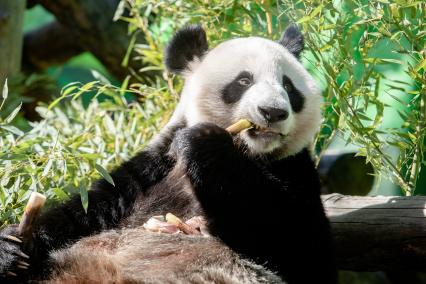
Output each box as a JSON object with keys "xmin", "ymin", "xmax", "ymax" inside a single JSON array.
[
  {"xmin": 283, "ymin": 83, "xmax": 293, "ymax": 92},
  {"xmin": 282, "ymin": 76, "xmax": 294, "ymax": 93},
  {"xmin": 237, "ymin": 78, "xmax": 252, "ymax": 87}
]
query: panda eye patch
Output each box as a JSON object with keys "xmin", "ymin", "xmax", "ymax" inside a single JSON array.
[
  {"xmin": 282, "ymin": 75, "xmax": 305, "ymax": 113},
  {"xmin": 221, "ymin": 71, "xmax": 253, "ymax": 104},
  {"xmin": 282, "ymin": 76, "xmax": 294, "ymax": 92}
]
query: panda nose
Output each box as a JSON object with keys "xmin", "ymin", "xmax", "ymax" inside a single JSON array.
[{"xmin": 258, "ymin": 107, "xmax": 289, "ymax": 123}]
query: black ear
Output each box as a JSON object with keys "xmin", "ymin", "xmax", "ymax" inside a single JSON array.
[
  {"xmin": 164, "ymin": 25, "xmax": 209, "ymax": 74},
  {"xmin": 278, "ymin": 24, "xmax": 304, "ymax": 59}
]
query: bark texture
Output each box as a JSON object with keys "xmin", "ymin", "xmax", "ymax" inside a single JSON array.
[
  {"xmin": 323, "ymin": 193, "xmax": 426, "ymax": 271},
  {"xmin": 25, "ymin": 0, "xmax": 151, "ymax": 81},
  {"xmin": 0, "ymin": 0, "xmax": 26, "ymax": 89},
  {"xmin": 22, "ymin": 21, "xmax": 83, "ymax": 72}
]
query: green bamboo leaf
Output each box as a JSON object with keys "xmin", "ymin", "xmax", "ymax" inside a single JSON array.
[
  {"xmin": 5, "ymin": 102, "xmax": 22, "ymax": 124},
  {"xmin": 62, "ymin": 86, "xmax": 79, "ymax": 96},
  {"xmin": 91, "ymin": 70, "xmax": 110, "ymax": 85},
  {"xmin": 113, "ymin": 0, "xmax": 126, "ymax": 21},
  {"xmin": 48, "ymin": 96, "xmax": 66, "ymax": 110},
  {"xmin": 1, "ymin": 125, "xmax": 24, "ymax": 136},
  {"xmin": 42, "ymin": 159, "xmax": 53, "ymax": 177},
  {"xmin": 296, "ymin": 15, "xmax": 311, "ymax": 24},
  {"xmin": 79, "ymin": 81, "xmax": 98, "ymax": 92},
  {"xmin": 79, "ymin": 185, "xmax": 89, "ymax": 213},
  {"xmin": 2, "ymin": 78, "xmax": 8, "ymax": 99},
  {"xmin": 120, "ymin": 76, "xmax": 130, "ymax": 96},
  {"xmin": 95, "ymin": 163, "xmax": 115, "ymax": 186},
  {"xmin": 357, "ymin": 113, "xmax": 373, "ymax": 121},
  {"xmin": 53, "ymin": 188, "xmax": 70, "ymax": 201},
  {"xmin": 380, "ymin": 58, "xmax": 404, "ymax": 65},
  {"xmin": 310, "ymin": 4, "xmax": 323, "ymax": 18},
  {"xmin": 122, "ymin": 34, "xmax": 137, "ymax": 67},
  {"xmin": 414, "ymin": 58, "xmax": 426, "ymax": 72}
]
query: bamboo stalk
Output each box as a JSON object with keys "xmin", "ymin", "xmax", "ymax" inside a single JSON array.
[
  {"xmin": 226, "ymin": 119, "xmax": 253, "ymax": 135},
  {"xmin": 18, "ymin": 192, "xmax": 46, "ymax": 239}
]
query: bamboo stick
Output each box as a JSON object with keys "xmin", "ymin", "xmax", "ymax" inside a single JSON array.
[
  {"xmin": 226, "ymin": 119, "xmax": 253, "ymax": 135},
  {"xmin": 18, "ymin": 192, "xmax": 46, "ymax": 239}
]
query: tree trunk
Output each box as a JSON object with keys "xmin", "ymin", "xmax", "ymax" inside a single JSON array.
[
  {"xmin": 0, "ymin": 0, "xmax": 26, "ymax": 89},
  {"xmin": 32, "ymin": 0, "xmax": 152, "ymax": 82},
  {"xmin": 22, "ymin": 21, "xmax": 83, "ymax": 73},
  {"xmin": 322, "ymin": 194, "xmax": 426, "ymax": 271}
]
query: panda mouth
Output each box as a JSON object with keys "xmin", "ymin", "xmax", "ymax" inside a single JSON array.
[
  {"xmin": 248, "ymin": 124, "xmax": 285, "ymax": 137},
  {"xmin": 226, "ymin": 119, "xmax": 285, "ymax": 137}
]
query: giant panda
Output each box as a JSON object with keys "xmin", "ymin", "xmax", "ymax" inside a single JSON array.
[{"xmin": 0, "ymin": 25, "xmax": 336, "ymax": 284}]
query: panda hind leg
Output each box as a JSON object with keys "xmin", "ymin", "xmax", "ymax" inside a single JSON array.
[{"xmin": 45, "ymin": 231, "xmax": 128, "ymax": 284}]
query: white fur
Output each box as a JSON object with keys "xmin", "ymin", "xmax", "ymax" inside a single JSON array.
[{"xmin": 167, "ymin": 36, "xmax": 322, "ymax": 157}]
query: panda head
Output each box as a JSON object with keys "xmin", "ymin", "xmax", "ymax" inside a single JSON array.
[{"xmin": 164, "ymin": 25, "xmax": 322, "ymax": 158}]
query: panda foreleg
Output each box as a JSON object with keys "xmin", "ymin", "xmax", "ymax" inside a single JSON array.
[
  {"xmin": 172, "ymin": 122, "xmax": 337, "ymax": 284},
  {"xmin": 171, "ymin": 122, "xmax": 289, "ymax": 252},
  {"xmin": 0, "ymin": 149, "xmax": 174, "ymax": 281}
]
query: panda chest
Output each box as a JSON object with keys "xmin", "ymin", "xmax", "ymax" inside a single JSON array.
[{"xmin": 120, "ymin": 163, "xmax": 203, "ymax": 228}]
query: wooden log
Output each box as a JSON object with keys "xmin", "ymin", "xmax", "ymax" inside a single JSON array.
[{"xmin": 322, "ymin": 193, "xmax": 426, "ymax": 271}]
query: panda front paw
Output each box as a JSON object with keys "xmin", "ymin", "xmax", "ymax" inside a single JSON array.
[
  {"xmin": 0, "ymin": 225, "xmax": 30, "ymax": 282},
  {"xmin": 171, "ymin": 123, "xmax": 234, "ymax": 162}
]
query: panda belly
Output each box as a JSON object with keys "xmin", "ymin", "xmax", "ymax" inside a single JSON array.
[
  {"xmin": 119, "ymin": 163, "xmax": 204, "ymax": 229},
  {"xmin": 42, "ymin": 165, "xmax": 285, "ymax": 284},
  {"xmin": 45, "ymin": 228, "xmax": 284, "ymax": 284}
]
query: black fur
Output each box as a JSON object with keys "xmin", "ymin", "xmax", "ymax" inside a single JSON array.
[
  {"xmin": 0, "ymin": 226, "xmax": 24, "ymax": 279},
  {"xmin": 283, "ymin": 75, "xmax": 305, "ymax": 112},
  {"xmin": 278, "ymin": 24, "xmax": 304, "ymax": 59},
  {"xmin": 172, "ymin": 123, "xmax": 336, "ymax": 283},
  {"xmin": 221, "ymin": 71, "xmax": 253, "ymax": 104},
  {"xmin": 165, "ymin": 25, "xmax": 209, "ymax": 74}
]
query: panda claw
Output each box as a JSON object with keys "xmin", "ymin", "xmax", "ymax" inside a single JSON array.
[
  {"xmin": 5, "ymin": 235, "xmax": 22, "ymax": 244},
  {"xmin": 17, "ymin": 260, "xmax": 30, "ymax": 267},
  {"xmin": 6, "ymin": 271, "xmax": 17, "ymax": 277},
  {"xmin": 15, "ymin": 251, "xmax": 30, "ymax": 259},
  {"xmin": 17, "ymin": 265, "xmax": 28, "ymax": 270}
]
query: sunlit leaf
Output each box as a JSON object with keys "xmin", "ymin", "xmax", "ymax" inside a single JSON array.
[
  {"xmin": 5, "ymin": 102, "xmax": 22, "ymax": 124},
  {"xmin": 79, "ymin": 185, "xmax": 89, "ymax": 213},
  {"xmin": 95, "ymin": 164, "xmax": 115, "ymax": 186},
  {"xmin": 91, "ymin": 70, "xmax": 111, "ymax": 85},
  {"xmin": 1, "ymin": 125, "xmax": 24, "ymax": 136},
  {"xmin": 2, "ymin": 78, "xmax": 8, "ymax": 99}
]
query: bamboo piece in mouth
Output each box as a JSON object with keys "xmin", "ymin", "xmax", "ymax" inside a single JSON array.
[
  {"xmin": 18, "ymin": 192, "xmax": 46, "ymax": 239},
  {"xmin": 226, "ymin": 119, "xmax": 253, "ymax": 135}
]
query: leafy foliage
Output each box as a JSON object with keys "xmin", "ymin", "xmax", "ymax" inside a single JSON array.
[
  {"xmin": 281, "ymin": 0, "xmax": 426, "ymax": 194},
  {"xmin": 0, "ymin": 81, "xmax": 176, "ymax": 225},
  {"xmin": 120, "ymin": 0, "xmax": 426, "ymax": 194},
  {"xmin": 1, "ymin": 0, "xmax": 425, "ymax": 225}
]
